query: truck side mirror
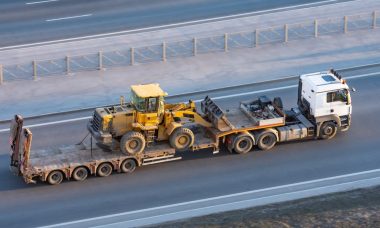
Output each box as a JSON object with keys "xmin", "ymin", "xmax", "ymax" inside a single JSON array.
[{"xmin": 351, "ymin": 87, "xmax": 356, "ymax": 92}]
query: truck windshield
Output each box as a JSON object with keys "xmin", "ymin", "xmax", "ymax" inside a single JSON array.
[{"xmin": 131, "ymin": 92, "xmax": 146, "ymax": 111}]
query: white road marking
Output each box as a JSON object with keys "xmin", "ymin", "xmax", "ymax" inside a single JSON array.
[
  {"xmin": 0, "ymin": 71, "xmax": 377, "ymax": 133},
  {"xmin": 26, "ymin": 0, "xmax": 59, "ymax": 5},
  {"xmin": 42, "ymin": 168, "xmax": 380, "ymax": 228},
  {"xmin": 2, "ymin": 0, "xmax": 343, "ymax": 50},
  {"xmin": 46, "ymin": 14, "xmax": 92, "ymax": 22}
]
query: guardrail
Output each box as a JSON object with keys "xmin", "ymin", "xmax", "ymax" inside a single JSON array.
[{"xmin": 0, "ymin": 11, "xmax": 378, "ymax": 84}]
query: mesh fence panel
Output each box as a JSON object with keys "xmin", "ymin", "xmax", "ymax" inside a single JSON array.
[
  {"xmin": 134, "ymin": 44, "xmax": 163, "ymax": 64},
  {"xmin": 166, "ymin": 39, "xmax": 193, "ymax": 58},
  {"xmin": 257, "ymin": 25, "xmax": 284, "ymax": 45},
  {"xmin": 69, "ymin": 53, "xmax": 99, "ymax": 72},
  {"xmin": 103, "ymin": 49, "xmax": 131, "ymax": 67},
  {"xmin": 228, "ymin": 31, "xmax": 254, "ymax": 49},
  {"xmin": 196, "ymin": 35, "xmax": 224, "ymax": 53},
  {"xmin": 347, "ymin": 13, "xmax": 373, "ymax": 31},
  {"xmin": 377, "ymin": 13, "xmax": 380, "ymax": 28},
  {"xmin": 318, "ymin": 17, "xmax": 344, "ymax": 35},
  {"xmin": 36, "ymin": 58, "xmax": 66, "ymax": 77},
  {"xmin": 288, "ymin": 21, "xmax": 315, "ymax": 41},
  {"xmin": 3, "ymin": 63, "xmax": 33, "ymax": 81}
]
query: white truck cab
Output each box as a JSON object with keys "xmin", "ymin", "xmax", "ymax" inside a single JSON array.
[{"xmin": 298, "ymin": 69, "xmax": 352, "ymax": 136}]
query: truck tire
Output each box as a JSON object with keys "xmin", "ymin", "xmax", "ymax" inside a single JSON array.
[
  {"xmin": 257, "ymin": 132, "xmax": 277, "ymax": 150},
  {"xmin": 97, "ymin": 163, "xmax": 113, "ymax": 177},
  {"xmin": 169, "ymin": 127, "xmax": 194, "ymax": 151},
  {"xmin": 273, "ymin": 97, "xmax": 283, "ymax": 109},
  {"xmin": 121, "ymin": 159, "xmax": 137, "ymax": 173},
  {"xmin": 72, "ymin": 166, "xmax": 88, "ymax": 181},
  {"xmin": 233, "ymin": 134, "xmax": 254, "ymax": 154},
  {"xmin": 319, "ymin": 121, "xmax": 337, "ymax": 139},
  {"xmin": 47, "ymin": 170, "xmax": 64, "ymax": 185},
  {"xmin": 120, "ymin": 131, "xmax": 146, "ymax": 155}
]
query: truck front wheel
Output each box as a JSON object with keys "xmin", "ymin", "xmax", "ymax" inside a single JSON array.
[
  {"xmin": 319, "ymin": 121, "xmax": 337, "ymax": 139},
  {"xmin": 120, "ymin": 132, "xmax": 146, "ymax": 155},
  {"xmin": 169, "ymin": 127, "xmax": 194, "ymax": 151},
  {"xmin": 257, "ymin": 132, "xmax": 277, "ymax": 150}
]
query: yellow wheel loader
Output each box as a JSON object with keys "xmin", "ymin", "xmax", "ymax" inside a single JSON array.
[{"xmin": 88, "ymin": 84, "xmax": 212, "ymax": 155}]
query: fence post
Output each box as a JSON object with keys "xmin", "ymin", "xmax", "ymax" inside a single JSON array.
[
  {"xmin": 344, "ymin": 16, "xmax": 348, "ymax": 33},
  {"xmin": 98, "ymin": 51, "xmax": 103, "ymax": 70},
  {"xmin": 130, "ymin": 47, "xmax": 135, "ymax": 65},
  {"xmin": 0, "ymin": 65, "xmax": 3, "ymax": 85},
  {"xmin": 66, "ymin": 56, "xmax": 70, "ymax": 75},
  {"xmin": 162, "ymin": 42, "xmax": 166, "ymax": 62},
  {"xmin": 224, "ymin": 33, "xmax": 228, "ymax": 52},
  {"xmin": 33, "ymin": 60, "xmax": 37, "ymax": 81},
  {"xmin": 255, "ymin": 29, "xmax": 259, "ymax": 47},
  {"xmin": 373, "ymin": 11, "xmax": 377, "ymax": 29},
  {"xmin": 314, "ymin": 19, "xmax": 318, "ymax": 38},
  {"xmin": 284, "ymin": 24, "xmax": 288, "ymax": 42},
  {"xmin": 193, "ymin": 38, "xmax": 197, "ymax": 56}
]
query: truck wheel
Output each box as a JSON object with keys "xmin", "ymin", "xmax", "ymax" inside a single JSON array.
[
  {"xmin": 47, "ymin": 170, "xmax": 64, "ymax": 185},
  {"xmin": 319, "ymin": 121, "xmax": 337, "ymax": 139},
  {"xmin": 257, "ymin": 132, "xmax": 277, "ymax": 150},
  {"xmin": 120, "ymin": 132, "xmax": 146, "ymax": 155},
  {"xmin": 72, "ymin": 166, "xmax": 88, "ymax": 181},
  {"xmin": 169, "ymin": 127, "xmax": 194, "ymax": 151},
  {"xmin": 121, "ymin": 159, "xmax": 137, "ymax": 173},
  {"xmin": 273, "ymin": 97, "xmax": 283, "ymax": 109},
  {"xmin": 233, "ymin": 134, "xmax": 253, "ymax": 154},
  {"xmin": 97, "ymin": 163, "xmax": 113, "ymax": 177}
]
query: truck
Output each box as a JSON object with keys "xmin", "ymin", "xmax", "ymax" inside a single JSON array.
[{"xmin": 9, "ymin": 69, "xmax": 353, "ymax": 185}]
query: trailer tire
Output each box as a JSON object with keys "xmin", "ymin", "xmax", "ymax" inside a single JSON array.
[
  {"xmin": 233, "ymin": 134, "xmax": 254, "ymax": 154},
  {"xmin": 319, "ymin": 121, "xmax": 337, "ymax": 139},
  {"xmin": 72, "ymin": 166, "xmax": 88, "ymax": 181},
  {"xmin": 47, "ymin": 170, "xmax": 64, "ymax": 185},
  {"xmin": 273, "ymin": 97, "xmax": 283, "ymax": 109},
  {"xmin": 121, "ymin": 159, "xmax": 137, "ymax": 173},
  {"xmin": 169, "ymin": 127, "xmax": 194, "ymax": 151},
  {"xmin": 97, "ymin": 163, "xmax": 113, "ymax": 177},
  {"xmin": 257, "ymin": 132, "xmax": 277, "ymax": 150},
  {"xmin": 120, "ymin": 131, "xmax": 146, "ymax": 155}
]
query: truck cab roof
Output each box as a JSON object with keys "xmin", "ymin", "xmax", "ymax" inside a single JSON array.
[{"xmin": 300, "ymin": 71, "xmax": 349, "ymax": 93}]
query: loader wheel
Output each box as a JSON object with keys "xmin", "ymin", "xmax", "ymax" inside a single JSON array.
[
  {"xmin": 169, "ymin": 127, "xmax": 194, "ymax": 151},
  {"xmin": 319, "ymin": 121, "xmax": 337, "ymax": 139},
  {"xmin": 97, "ymin": 163, "xmax": 113, "ymax": 177},
  {"xmin": 47, "ymin": 170, "xmax": 64, "ymax": 185},
  {"xmin": 233, "ymin": 134, "xmax": 254, "ymax": 154},
  {"xmin": 257, "ymin": 132, "xmax": 277, "ymax": 151},
  {"xmin": 120, "ymin": 132, "xmax": 146, "ymax": 155},
  {"xmin": 121, "ymin": 159, "xmax": 137, "ymax": 173},
  {"xmin": 72, "ymin": 166, "xmax": 88, "ymax": 181}
]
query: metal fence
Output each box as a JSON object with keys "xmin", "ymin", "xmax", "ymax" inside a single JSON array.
[{"xmin": 0, "ymin": 11, "xmax": 378, "ymax": 84}]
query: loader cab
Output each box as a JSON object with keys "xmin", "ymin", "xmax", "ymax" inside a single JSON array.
[
  {"xmin": 299, "ymin": 70, "xmax": 352, "ymax": 120},
  {"xmin": 130, "ymin": 84, "xmax": 168, "ymax": 127}
]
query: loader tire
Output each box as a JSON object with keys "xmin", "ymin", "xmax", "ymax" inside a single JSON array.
[
  {"xmin": 319, "ymin": 121, "xmax": 337, "ymax": 139},
  {"xmin": 257, "ymin": 132, "xmax": 277, "ymax": 151},
  {"xmin": 169, "ymin": 127, "xmax": 194, "ymax": 151},
  {"xmin": 233, "ymin": 134, "xmax": 254, "ymax": 154},
  {"xmin": 120, "ymin": 132, "xmax": 146, "ymax": 155}
]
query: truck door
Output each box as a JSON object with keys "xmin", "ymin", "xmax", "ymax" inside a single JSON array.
[{"xmin": 326, "ymin": 89, "xmax": 350, "ymax": 117}]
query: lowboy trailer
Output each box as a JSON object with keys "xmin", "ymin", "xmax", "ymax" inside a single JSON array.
[{"xmin": 9, "ymin": 70, "xmax": 353, "ymax": 184}]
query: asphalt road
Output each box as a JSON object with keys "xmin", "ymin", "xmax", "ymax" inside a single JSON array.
[
  {"xmin": 0, "ymin": 74, "xmax": 379, "ymax": 227},
  {"xmin": 0, "ymin": 0, "xmax": 351, "ymax": 47}
]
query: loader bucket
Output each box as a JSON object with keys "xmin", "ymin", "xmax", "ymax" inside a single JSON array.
[{"xmin": 201, "ymin": 96, "xmax": 234, "ymax": 131}]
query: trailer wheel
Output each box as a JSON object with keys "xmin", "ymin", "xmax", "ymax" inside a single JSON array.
[
  {"xmin": 169, "ymin": 127, "xmax": 194, "ymax": 151},
  {"xmin": 72, "ymin": 166, "xmax": 88, "ymax": 181},
  {"xmin": 233, "ymin": 134, "xmax": 254, "ymax": 154},
  {"xmin": 257, "ymin": 132, "xmax": 277, "ymax": 150},
  {"xmin": 120, "ymin": 131, "xmax": 146, "ymax": 155},
  {"xmin": 319, "ymin": 121, "xmax": 337, "ymax": 139},
  {"xmin": 97, "ymin": 163, "xmax": 113, "ymax": 177},
  {"xmin": 47, "ymin": 170, "xmax": 64, "ymax": 185},
  {"xmin": 121, "ymin": 159, "xmax": 137, "ymax": 173}
]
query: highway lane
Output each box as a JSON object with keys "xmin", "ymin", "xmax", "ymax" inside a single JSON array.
[
  {"xmin": 0, "ymin": 0, "xmax": 351, "ymax": 47},
  {"xmin": 0, "ymin": 74, "xmax": 379, "ymax": 227}
]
